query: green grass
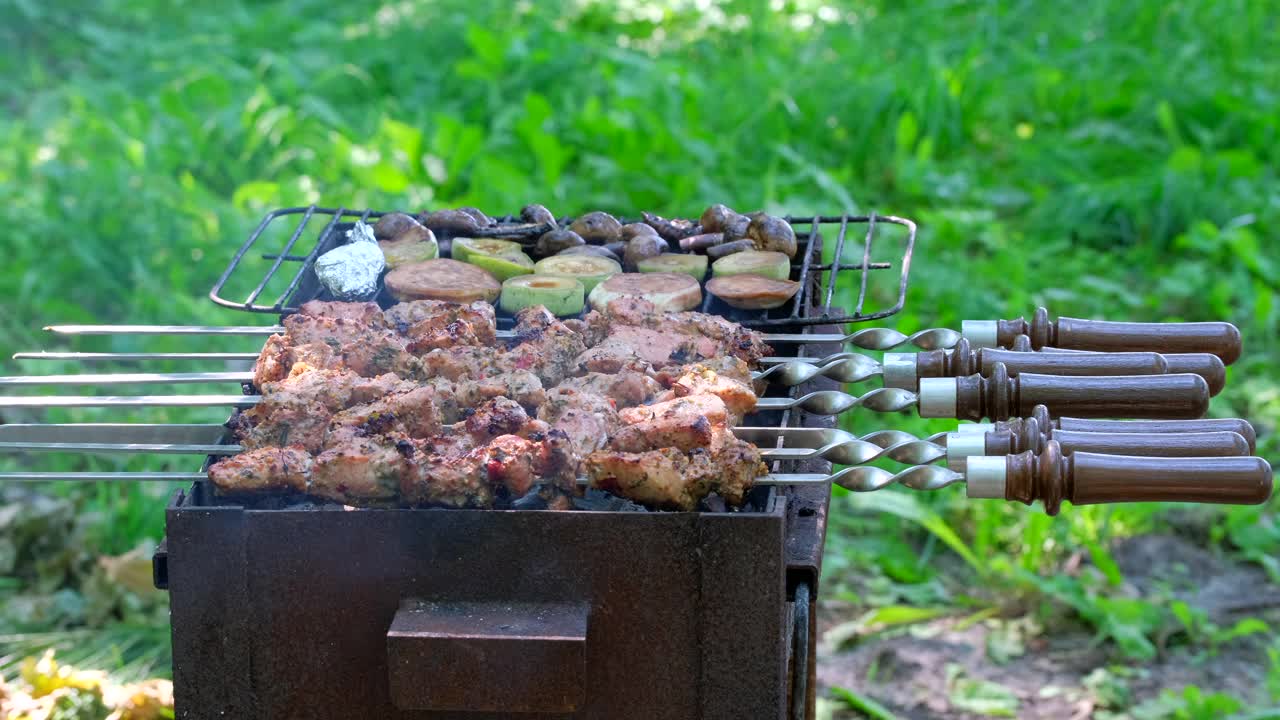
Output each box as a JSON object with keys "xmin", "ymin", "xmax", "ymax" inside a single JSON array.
[{"xmin": 1, "ymin": 0, "xmax": 1278, "ymax": 711}]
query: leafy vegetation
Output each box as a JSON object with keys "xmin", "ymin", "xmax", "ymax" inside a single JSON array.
[{"xmin": 1, "ymin": 0, "xmax": 1277, "ymax": 716}]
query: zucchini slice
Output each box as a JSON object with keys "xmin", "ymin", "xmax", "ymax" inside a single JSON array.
[
  {"xmin": 711, "ymin": 250, "xmax": 791, "ymax": 281},
  {"xmin": 705, "ymin": 274, "xmax": 800, "ymax": 310},
  {"xmin": 587, "ymin": 272, "xmax": 702, "ymax": 313},
  {"xmin": 452, "ymin": 237, "xmax": 534, "ymax": 282},
  {"xmin": 636, "ymin": 253, "xmax": 708, "ymax": 279},
  {"xmin": 499, "ymin": 275, "xmax": 585, "ymax": 317},
  {"xmin": 534, "ymin": 255, "xmax": 621, "ymax": 294},
  {"xmin": 379, "ymin": 234, "xmax": 439, "ymax": 269},
  {"xmin": 385, "ymin": 258, "xmax": 501, "ymax": 304}
]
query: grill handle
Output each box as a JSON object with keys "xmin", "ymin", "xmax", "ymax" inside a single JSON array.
[
  {"xmin": 931, "ymin": 363, "xmax": 1209, "ymax": 421},
  {"xmin": 965, "ymin": 307, "xmax": 1241, "ymax": 364},
  {"xmin": 386, "ymin": 599, "xmax": 589, "ymax": 713},
  {"xmin": 1005, "ymin": 335, "xmax": 1227, "ymax": 396},
  {"xmin": 965, "ymin": 441, "xmax": 1272, "ymax": 515}
]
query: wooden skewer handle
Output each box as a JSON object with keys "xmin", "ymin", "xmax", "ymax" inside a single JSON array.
[
  {"xmin": 965, "ymin": 307, "xmax": 1242, "ymax": 364},
  {"xmin": 997, "ymin": 405, "xmax": 1257, "ymax": 452},
  {"xmin": 965, "ymin": 441, "xmax": 1272, "ymax": 514},
  {"xmin": 892, "ymin": 338, "xmax": 1169, "ymax": 391},
  {"xmin": 981, "ymin": 423, "xmax": 1250, "ymax": 458},
  {"xmin": 1005, "ymin": 335, "xmax": 1226, "ymax": 396},
  {"xmin": 939, "ymin": 363, "xmax": 1209, "ymax": 421}
]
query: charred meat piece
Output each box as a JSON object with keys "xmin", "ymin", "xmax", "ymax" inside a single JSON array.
[
  {"xmin": 585, "ymin": 298, "xmax": 772, "ymax": 364},
  {"xmin": 576, "ymin": 326, "xmax": 713, "ymax": 371},
  {"xmin": 506, "ymin": 307, "xmax": 589, "ymax": 386},
  {"xmin": 611, "ymin": 394, "xmax": 729, "ymax": 453},
  {"xmin": 584, "ymin": 447, "xmax": 712, "ymax": 511},
  {"xmin": 405, "ymin": 317, "xmax": 486, "ymax": 353},
  {"xmin": 236, "ymin": 368, "xmax": 408, "ymax": 452},
  {"xmin": 539, "ymin": 387, "xmax": 619, "ymax": 457},
  {"xmin": 327, "ymin": 385, "xmax": 445, "ymax": 440},
  {"xmin": 585, "ymin": 430, "xmax": 765, "ymax": 510},
  {"xmin": 450, "ymin": 371, "xmax": 547, "ymax": 415},
  {"xmin": 383, "ymin": 299, "xmax": 497, "ymax": 344},
  {"xmin": 464, "ymin": 397, "xmax": 534, "ymax": 442},
  {"xmin": 654, "ymin": 364, "xmax": 757, "ymax": 421},
  {"xmin": 555, "ymin": 367, "xmax": 661, "ymax": 408},
  {"xmin": 296, "ymin": 300, "xmax": 389, "ymax": 325},
  {"xmin": 310, "ymin": 434, "xmax": 410, "ymax": 504},
  {"xmin": 404, "ymin": 448, "xmax": 494, "ymax": 508},
  {"xmin": 209, "ymin": 446, "xmax": 312, "ymax": 494}
]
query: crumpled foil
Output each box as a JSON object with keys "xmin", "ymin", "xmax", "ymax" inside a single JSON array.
[{"xmin": 314, "ymin": 221, "xmax": 386, "ymax": 300}]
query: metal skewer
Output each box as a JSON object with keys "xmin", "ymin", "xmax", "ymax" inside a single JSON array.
[
  {"xmin": 12, "ymin": 352, "xmax": 261, "ymax": 362},
  {"xmin": 43, "ymin": 323, "xmax": 963, "ymax": 351}
]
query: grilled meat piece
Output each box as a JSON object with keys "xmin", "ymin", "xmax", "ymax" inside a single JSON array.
[
  {"xmin": 405, "ymin": 318, "xmax": 485, "ymax": 353},
  {"xmin": 538, "ymin": 387, "xmax": 619, "ymax": 457},
  {"xmin": 654, "ymin": 364, "xmax": 757, "ymax": 421},
  {"xmin": 583, "ymin": 298, "xmax": 771, "ymax": 364},
  {"xmin": 382, "ymin": 299, "xmax": 497, "ymax": 344},
  {"xmin": 327, "ymin": 385, "xmax": 445, "ymax": 440},
  {"xmin": 555, "ymin": 367, "xmax": 660, "ymax": 408},
  {"xmin": 235, "ymin": 368, "xmax": 409, "ymax": 452},
  {"xmin": 657, "ymin": 356, "xmax": 754, "ymax": 387},
  {"xmin": 296, "ymin": 300, "xmax": 389, "ymax": 325},
  {"xmin": 506, "ymin": 307, "xmax": 589, "ymax": 386},
  {"xmin": 405, "ymin": 448, "xmax": 493, "ymax": 508},
  {"xmin": 449, "ymin": 371, "xmax": 547, "ymax": 414},
  {"xmin": 611, "ymin": 394, "xmax": 729, "ymax": 452},
  {"xmin": 464, "ymin": 397, "xmax": 534, "ymax": 441},
  {"xmin": 208, "ymin": 446, "xmax": 312, "ymax": 494},
  {"xmin": 309, "ymin": 434, "xmax": 411, "ymax": 504},
  {"xmin": 585, "ymin": 429, "xmax": 765, "ymax": 510}
]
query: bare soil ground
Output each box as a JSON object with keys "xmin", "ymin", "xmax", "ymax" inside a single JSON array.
[{"xmin": 817, "ymin": 534, "xmax": 1280, "ymax": 719}]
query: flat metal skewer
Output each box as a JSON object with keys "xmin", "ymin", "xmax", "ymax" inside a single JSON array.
[
  {"xmin": 0, "ymin": 470, "xmax": 962, "ymax": 490},
  {"xmin": 44, "ymin": 323, "xmax": 963, "ymax": 350},
  {"xmin": 0, "ymin": 392, "xmax": 908, "ymax": 413},
  {"xmin": 13, "ymin": 352, "xmax": 261, "ymax": 362},
  {"xmin": 0, "ymin": 357, "xmax": 881, "ymax": 388}
]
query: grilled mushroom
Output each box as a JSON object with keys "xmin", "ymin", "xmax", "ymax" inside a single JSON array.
[
  {"xmin": 458, "ymin": 207, "xmax": 494, "ymax": 227},
  {"xmin": 535, "ymin": 229, "xmax": 586, "ymax": 257},
  {"xmin": 620, "ymin": 222, "xmax": 660, "ymax": 241},
  {"xmin": 419, "ymin": 209, "xmax": 485, "ymax": 236},
  {"xmin": 569, "ymin": 211, "xmax": 623, "ymax": 244},
  {"xmin": 373, "ymin": 213, "xmax": 421, "ymax": 241},
  {"xmin": 746, "ymin": 215, "xmax": 797, "ymax": 258},
  {"xmin": 521, "ymin": 204, "xmax": 558, "ymax": 228},
  {"xmin": 640, "ymin": 211, "xmax": 700, "ymax": 241},
  {"xmin": 622, "ymin": 234, "xmax": 667, "ymax": 272}
]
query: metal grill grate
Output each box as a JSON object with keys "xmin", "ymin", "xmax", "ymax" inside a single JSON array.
[{"xmin": 210, "ymin": 207, "xmax": 915, "ymax": 328}]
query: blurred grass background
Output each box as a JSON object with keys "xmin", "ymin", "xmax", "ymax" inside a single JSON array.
[{"xmin": 1, "ymin": 0, "xmax": 1277, "ymax": 716}]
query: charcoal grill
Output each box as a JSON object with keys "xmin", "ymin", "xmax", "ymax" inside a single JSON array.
[
  {"xmin": 3, "ymin": 206, "xmax": 1271, "ymax": 719},
  {"xmin": 180, "ymin": 208, "xmax": 909, "ymax": 719}
]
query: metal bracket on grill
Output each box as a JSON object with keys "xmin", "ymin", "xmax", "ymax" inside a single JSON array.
[{"xmin": 209, "ymin": 207, "xmax": 915, "ymax": 328}]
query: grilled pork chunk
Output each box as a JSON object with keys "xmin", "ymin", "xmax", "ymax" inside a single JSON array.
[
  {"xmin": 208, "ymin": 446, "xmax": 312, "ymax": 494},
  {"xmin": 654, "ymin": 364, "xmax": 757, "ymax": 421},
  {"xmin": 611, "ymin": 394, "xmax": 729, "ymax": 452},
  {"xmin": 382, "ymin": 299, "xmax": 497, "ymax": 344},
  {"xmin": 538, "ymin": 387, "xmax": 619, "ymax": 457},
  {"xmin": 585, "ymin": 428, "xmax": 765, "ymax": 510}
]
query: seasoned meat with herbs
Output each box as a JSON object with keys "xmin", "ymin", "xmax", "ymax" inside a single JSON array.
[
  {"xmin": 654, "ymin": 364, "xmax": 757, "ymax": 421},
  {"xmin": 327, "ymin": 385, "xmax": 445, "ymax": 440},
  {"xmin": 296, "ymin": 300, "xmax": 389, "ymax": 325},
  {"xmin": 555, "ymin": 367, "xmax": 660, "ymax": 408},
  {"xmin": 404, "ymin": 447, "xmax": 494, "ymax": 508},
  {"xmin": 310, "ymin": 434, "xmax": 411, "ymax": 504},
  {"xmin": 209, "ymin": 446, "xmax": 312, "ymax": 494},
  {"xmin": 538, "ymin": 387, "xmax": 619, "ymax": 457},
  {"xmin": 383, "ymin": 299, "xmax": 497, "ymax": 344},
  {"xmin": 611, "ymin": 394, "xmax": 730, "ymax": 452},
  {"xmin": 586, "ymin": 429, "xmax": 765, "ymax": 510}
]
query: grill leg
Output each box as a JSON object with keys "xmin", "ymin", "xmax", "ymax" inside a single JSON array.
[{"xmin": 791, "ymin": 581, "xmax": 811, "ymax": 720}]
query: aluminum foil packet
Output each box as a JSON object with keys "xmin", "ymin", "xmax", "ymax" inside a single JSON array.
[{"xmin": 314, "ymin": 221, "xmax": 386, "ymax": 300}]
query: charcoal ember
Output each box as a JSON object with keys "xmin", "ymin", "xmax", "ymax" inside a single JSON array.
[
  {"xmin": 574, "ymin": 488, "xmax": 649, "ymax": 512},
  {"xmin": 314, "ymin": 221, "xmax": 385, "ymax": 300}
]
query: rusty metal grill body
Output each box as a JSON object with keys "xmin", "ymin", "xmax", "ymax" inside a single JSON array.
[{"xmin": 159, "ymin": 208, "xmax": 913, "ymax": 719}]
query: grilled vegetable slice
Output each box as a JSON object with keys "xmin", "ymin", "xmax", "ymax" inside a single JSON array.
[
  {"xmin": 636, "ymin": 253, "xmax": 708, "ymax": 279},
  {"xmin": 534, "ymin": 255, "xmax": 621, "ymax": 293},
  {"xmin": 379, "ymin": 233, "xmax": 440, "ymax": 268},
  {"xmin": 706, "ymin": 274, "xmax": 800, "ymax": 310},
  {"xmin": 452, "ymin": 238, "xmax": 535, "ymax": 281},
  {"xmin": 500, "ymin": 275, "xmax": 585, "ymax": 316},
  {"xmin": 587, "ymin": 272, "xmax": 702, "ymax": 312},
  {"xmin": 711, "ymin": 250, "xmax": 790, "ymax": 281},
  {"xmin": 385, "ymin": 258, "xmax": 501, "ymax": 303},
  {"xmin": 558, "ymin": 245, "xmax": 622, "ymax": 263}
]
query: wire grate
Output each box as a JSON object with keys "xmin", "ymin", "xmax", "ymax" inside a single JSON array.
[{"xmin": 210, "ymin": 207, "xmax": 915, "ymax": 328}]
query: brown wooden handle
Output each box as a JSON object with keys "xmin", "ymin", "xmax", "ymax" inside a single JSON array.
[
  {"xmin": 995, "ymin": 307, "xmax": 1241, "ymax": 364},
  {"xmin": 994, "ymin": 441, "xmax": 1272, "ymax": 514},
  {"xmin": 954, "ymin": 364, "xmax": 1209, "ymax": 421},
  {"xmin": 1003, "ymin": 336, "xmax": 1226, "ymax": 396},
  {"xmin": 1161, "ymin": 354, "xmax": 1226, "ymax": 396},
  {"xmin": 1018, "ymin": 404, "xmax": 1257, "ymax": 452},
  {"xmin": 984, "ymin": 419, "xmax": 1250, "ymax": 458},
  {"xmin": 916, "ymin": 338, "xmax": 1168, "ymax": 380}
]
